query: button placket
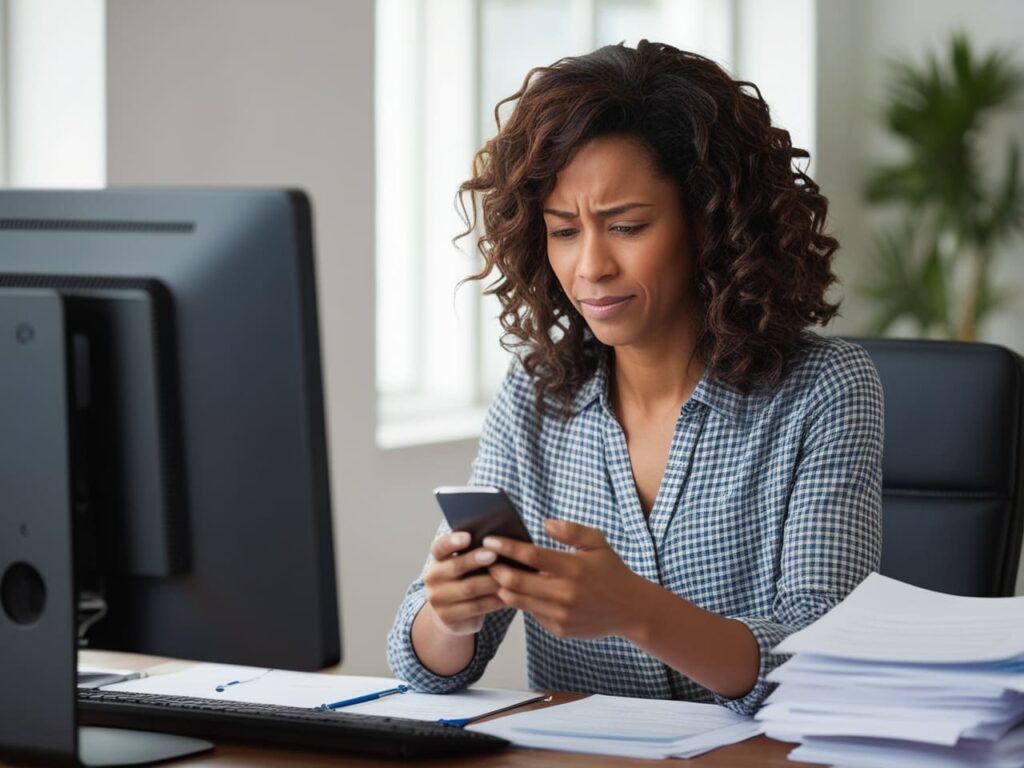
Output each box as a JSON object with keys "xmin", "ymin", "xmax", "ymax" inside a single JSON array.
[
  {"xmin": 649, "ymin": 403, "xmax": 708, "ymax": 550},
  {"xmin": 602, "ymin": 416, "xmax": 659, "ymax": 580}
]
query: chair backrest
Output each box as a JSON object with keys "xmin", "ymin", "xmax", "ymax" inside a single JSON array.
[{"xmin": 848, "ymin": 337, "xmax": 1024, "ymax": 597}]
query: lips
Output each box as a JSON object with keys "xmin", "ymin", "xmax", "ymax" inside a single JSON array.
[
  {"xmin": 578, "ymin": 295, "xmax": 635, "ymax": 320},
  {"xmin": 579, "ymin": 295, "xmax": 633, "ymax": 307}
]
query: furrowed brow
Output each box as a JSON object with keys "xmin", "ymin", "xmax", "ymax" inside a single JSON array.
[
  {"xmin": 595, "ymin": 202, "xmax": 653, "ymax": 217},
  {"xmin": 542, "ymin": 202, "xmax": 653, "ymax": 219}
]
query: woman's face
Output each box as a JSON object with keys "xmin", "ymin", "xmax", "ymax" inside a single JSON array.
[{"xmin": 543, "ymin": 135, "xmax": 697, "ymax": 352}]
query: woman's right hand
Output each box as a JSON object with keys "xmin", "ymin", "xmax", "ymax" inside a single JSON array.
[{"xmin": 422, "ymin": 531, "xmax": 505, "ymax": 636}]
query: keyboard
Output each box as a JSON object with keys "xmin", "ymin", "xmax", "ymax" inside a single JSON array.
[{"xmin": 77, "ymin": 688, "xmax": 510, "ymax": 759}]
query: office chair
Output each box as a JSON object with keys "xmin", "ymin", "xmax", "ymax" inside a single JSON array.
[{"xmin": 848, "ymin": 337, "xmax": 1024, "ymax": 597}]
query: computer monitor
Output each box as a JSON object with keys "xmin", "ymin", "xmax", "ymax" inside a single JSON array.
[{"xmin": 0, "ymin": 189, "xmax": 340, "ymax": 765}]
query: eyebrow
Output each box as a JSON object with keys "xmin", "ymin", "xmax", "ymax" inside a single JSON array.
[{"xmin": 542, "ymin": 202, "xmax": 653, "ymax": 219}]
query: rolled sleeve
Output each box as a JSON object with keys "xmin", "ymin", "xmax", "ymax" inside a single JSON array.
[
  {"xmin": 385, "ymin": 560, "xmax": 517, "ymax": 692},
  {"xmin": 712, "ymin": 344, "xmax": 884, "ymax": 715},
  {"xmin": 386, "ymin": 364, "xmax": 524, "ymax": 691}
]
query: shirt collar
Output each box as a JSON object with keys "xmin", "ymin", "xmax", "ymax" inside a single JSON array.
[
  {"xmin": 570, "ymin": 360, "xmax": 607, "ymax": 414},
  {"xmin": 688, "ymin": 370, "xmax": 746, "ymax": 423},
  {"xmin": 570, "ymin": 356, "xmax": 747, "ymax": 424}
]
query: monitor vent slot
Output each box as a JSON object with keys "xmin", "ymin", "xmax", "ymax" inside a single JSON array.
[
  {"xmin": 0, "ymin": 219, "xmax": 195, "ymax": 234},
  {"xmin": 0, "ymin": 274, "xmax": 165, "ymax": 292}
]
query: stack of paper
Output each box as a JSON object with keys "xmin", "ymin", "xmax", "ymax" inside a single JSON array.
[
  {"xmin": 468, "ymin": 694, "xmax": 762, "ymax": 759},
  {"xmin": 755, "ymin": 573, "xmax": 1024, "ymax": 768}
]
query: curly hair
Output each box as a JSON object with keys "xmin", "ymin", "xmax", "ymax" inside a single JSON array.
[{"xmin": 458, "ymin": 40, "xmax": 839, "ymax": 418}]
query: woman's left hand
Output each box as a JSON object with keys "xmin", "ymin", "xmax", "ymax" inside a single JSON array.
[{"xmin": 484, "ymin": 519, "xmax": 651, "ymax": 640}]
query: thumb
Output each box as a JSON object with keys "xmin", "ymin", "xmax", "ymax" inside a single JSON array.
[{"xmin": 544, "ymin": 519, "xmax": 607, "ymax": 550}]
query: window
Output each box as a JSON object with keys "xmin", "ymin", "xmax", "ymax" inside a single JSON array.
[
  {"xmin": 0, "ymin": 0, "xmax": 105, "ymax": 189},
  {"xmin": 0, "ymin": 1, "xmax": 7, "ymax": 185},
  {"xmin": 375, "ymin": 0, "xmax": 733, "ymax": 448}
]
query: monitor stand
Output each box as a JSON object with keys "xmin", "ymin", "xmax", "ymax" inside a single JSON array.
[
  {"xmin": 0, "ymin": 288, "xmax": 212, "ymax": 766},
  {"xmin": 78, "ymin": 729, "xmax": 211, "ymax": 767}
]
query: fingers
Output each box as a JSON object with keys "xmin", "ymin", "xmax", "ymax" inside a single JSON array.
[
  {"xmin": 424, "ymin": 532, "xmax": 512, "ymax": 636},
  {"xmin": 492, "ymin": 586, "xmax": 570, "ymax": 634},
  {"xmin": 544, "ymin": 519, "xmax": 608, "ymax": 550},
  {"xmin": 436, "ymin": 549, "xmax": 497, "ymax": 581},
  {"xmin": 427, "ymin": 572, "xmax": 505, "ymax": 636},
  {"xmin": 488, "ymin": 564, "xmax": 566, "ymax": 603},
  {"xmin": 427, "ymin": 571, "xmax": 500, "ymax": 605},
  {"xmin": 437, "ymin": 595, "xmax": 506, "ymax": 624},
  {"xmin": 489, "ymin": 567, "xmax": 584, "ymax": 640},
  {"xmin": 429, "ymin": 533, "xmax": 500, "ymax": 582},
  {"xmin": 430, "ymin": 531, "xmax": 470, "ymax": 560},
  {"xmin": 425, "ymin": 568, "xmax": 504, "ymax": 635},
  {"xmin": 482, "ymin": 536, "xmax": 567, "ymax": 573}
]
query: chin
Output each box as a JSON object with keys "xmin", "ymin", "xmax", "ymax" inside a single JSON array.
[{"xmin": 585, "ymin": 323, "xmax": 638, "ymax": 348}]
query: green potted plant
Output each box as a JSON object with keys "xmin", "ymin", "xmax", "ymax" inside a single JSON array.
[{"xmin": 862, "ymin": 33, "xmax": 1024, "ymax": 340}]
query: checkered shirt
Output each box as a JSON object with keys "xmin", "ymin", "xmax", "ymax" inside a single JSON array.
[{"xmin": 387, "ymin": 335, "xmax": 883, "ymax": 715}]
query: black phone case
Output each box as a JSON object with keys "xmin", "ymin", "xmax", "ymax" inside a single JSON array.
[{"xmin": 434, "ymin": 489, "xmax": 538, "ymax": 573}]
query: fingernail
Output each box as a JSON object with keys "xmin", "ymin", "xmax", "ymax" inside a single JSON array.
[
  {"xmin": 482, "ymin": 537, "xmax": 501, "ymax": 550},
  {"xmin": 451, "ymin": 532, "xmax": 469, "ymax": 547},
  {"xmin": 475, "ymin": 550, "xmax": 497, "ymax": 565}
]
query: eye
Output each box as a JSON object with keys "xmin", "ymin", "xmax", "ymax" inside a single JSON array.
[
  {"xmin": 548, "ymin": 228, "xmax": 578, "ymax": 239},
  {"xmin": 610, "ymin": 224, "xmax": 648, "ymax": 235}
]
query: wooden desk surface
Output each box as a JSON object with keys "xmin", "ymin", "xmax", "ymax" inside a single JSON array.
[
  {"xmin": 39, "ymin": 651, "xmax": 807, "ymax": 767},
  {"xmin": 180, "ymin": 734, "xmax": 797, "ymax": 767}
]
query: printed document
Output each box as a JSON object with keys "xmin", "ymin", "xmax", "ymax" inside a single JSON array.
[
  {"xmin": 758, "ymin": 572, "xmax": 1024, "ymax": 768},
  {"xmin": 103, "ymin": 663, "xmax": 541, "ymax": 722},
  {"xmin": 469, "ymin": 694, "xmax": 761, "ymax": 759}
]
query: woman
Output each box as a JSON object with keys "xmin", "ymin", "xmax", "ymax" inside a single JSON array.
[{"xmin": 387, "ymin": 41, "xmax": 882, "ymax": 715}]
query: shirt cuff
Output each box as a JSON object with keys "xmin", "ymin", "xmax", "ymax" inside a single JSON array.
[
  {"xmin": 710, "ymin": 617, "xmax": 792, "ymax": 716},
  {"xmin": 387, "ymin": 592, "xmax": 504, "ymax": 693}
]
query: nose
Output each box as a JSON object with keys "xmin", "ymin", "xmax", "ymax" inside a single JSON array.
[{"xmin": 576, "ymin": 230, "xmax": 617, "ymax": 283}]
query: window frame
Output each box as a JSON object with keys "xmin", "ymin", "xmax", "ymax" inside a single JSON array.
[
  {"xmin": 0, "ymin": 0, "xmax": 9, "ymax": 186},
  {"xmin": 375, "ymin": 0, "xmax": 737, "ymax": 449}
]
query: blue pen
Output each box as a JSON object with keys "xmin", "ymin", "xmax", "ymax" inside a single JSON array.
[
  {"xmin": 215, "ymin": 668, "xmax": 273, "ymax": 692},
  {"xmin": 317, "ymin": 684, "xmax": 410, "ymax": 711},
  {"xmin": 438, "ymin": 717, "xmax": 473, "ymax": 727}
]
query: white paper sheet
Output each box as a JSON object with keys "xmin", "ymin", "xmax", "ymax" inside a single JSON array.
[
  {"xmin": 789, "ymin": 723, "xmax": 1024, "ymax": 768},
  {"xmin": 103, "ymin": 663, "xmax": 541, "ymax": 722},
  {"xmin": 468, "ymin": 693, "xmax": 761, "ymax": 759},
  {"xmin": 775, "ymin": 573, "xmax": 1024, "ymax": 663},
  {"xmin": 763, "ymin": 698, "xmax": 1024, "ymax": 725},
  {"xmin": 759, "ymin": 710, "xmax": 966, "ymax": 745},
  {"xmin": 764, "ymin": 681, "xmax": 1017, "ymax": 707}
]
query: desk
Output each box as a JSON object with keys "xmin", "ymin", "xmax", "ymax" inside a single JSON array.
[
  {"xmin": 171, "ymin": 732, "xmax": 797, "ymax": 767},
  {"xmin": 41, "ymin": 651, "xmax": 808, "ymax": 767}
]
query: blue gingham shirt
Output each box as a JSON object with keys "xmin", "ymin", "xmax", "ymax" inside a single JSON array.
[{"xmin": 387, "ymin": 335, "xmax": 883, "ymax": 715}]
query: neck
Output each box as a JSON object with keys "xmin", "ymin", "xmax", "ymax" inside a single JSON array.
[{"xmin": 611, "ymin": 323, "xmax": 704, "ymax": 417}]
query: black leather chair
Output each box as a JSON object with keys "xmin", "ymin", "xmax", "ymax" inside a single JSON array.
[{"xmin": 848, "ymin": 337, "xmax": 1024, "ymax": 597}]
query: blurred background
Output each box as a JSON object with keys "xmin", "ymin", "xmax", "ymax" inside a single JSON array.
[{"xmin": 2, "ymin": 0, "xmax": 1021, "ymax": 687}]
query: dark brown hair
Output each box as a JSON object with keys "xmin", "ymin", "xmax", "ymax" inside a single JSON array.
[{"xmin": 458, "ymin": 41, "xmax": 839, "ymax": 417}]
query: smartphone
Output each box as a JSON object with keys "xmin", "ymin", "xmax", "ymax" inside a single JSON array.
[{"xmin": 433, "ymin": 485, "xmax": 537, "ymax": 572}]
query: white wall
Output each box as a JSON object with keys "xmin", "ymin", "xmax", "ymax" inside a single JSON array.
[
  {"xmin": 105, "ymin": 0, "xmax": 527, "ymax": 687},
  {"xmin": 814, "ymin": 0, "xmax": 870, "ymax": 330},
  {"xmin": 817, "ymin": 0, "xmax": 1024, "ymax": 350}
]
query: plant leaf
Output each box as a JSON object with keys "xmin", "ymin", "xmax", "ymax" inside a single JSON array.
[{"xmin": 861, "ymin": 228, "xmax": 949, "ymax": 335}]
